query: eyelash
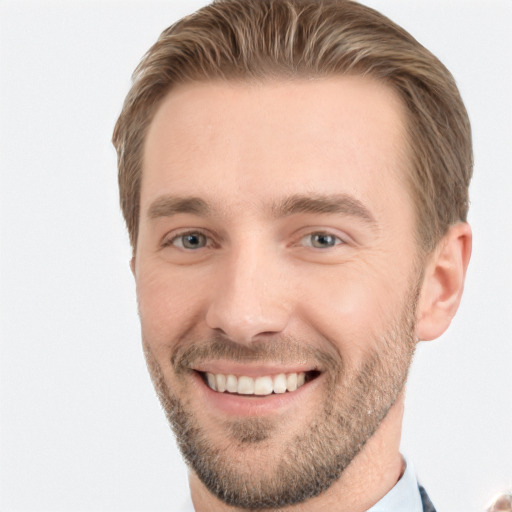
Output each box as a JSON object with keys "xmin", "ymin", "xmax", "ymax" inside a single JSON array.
[{"xmin": 161, "ymin": 229, "xmax": 346, "ymax": 251}]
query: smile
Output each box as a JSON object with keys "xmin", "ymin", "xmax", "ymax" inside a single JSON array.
[{"xmin": 200, "ymin": 371, "xmax": 320, "ymax": 396}]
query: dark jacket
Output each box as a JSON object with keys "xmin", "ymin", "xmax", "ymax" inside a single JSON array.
[{"xmin": 419, "ymin": 486, "xmax": 436, "ymax": 512}]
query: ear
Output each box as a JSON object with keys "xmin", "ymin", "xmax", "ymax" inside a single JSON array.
[{"xmin": 416, "ymin": 222, "xmax": 472, "ymax": 341}]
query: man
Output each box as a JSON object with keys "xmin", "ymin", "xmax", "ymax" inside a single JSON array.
[{"xmin": 112, "ymin": 0, "xmax": 472, "ymax": 510}]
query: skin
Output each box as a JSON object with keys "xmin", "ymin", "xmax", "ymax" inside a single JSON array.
[{"xmin": 132, "ymin": 77, "xmax": 472, "ymax": 511}]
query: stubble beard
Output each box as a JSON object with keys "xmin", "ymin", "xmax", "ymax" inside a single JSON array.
[{"xmin": 143, "ymin": 282, "xmax": 420, "ymax": 510}]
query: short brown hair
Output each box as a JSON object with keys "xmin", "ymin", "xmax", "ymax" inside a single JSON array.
[{"xmin": 112, "ymin": 0, "xmax": 472, "ymax": 252}]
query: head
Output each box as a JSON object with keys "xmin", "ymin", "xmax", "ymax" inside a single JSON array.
[{"xmin": 113, "ymin": 0, "xmax": 472, "ymax": 509}]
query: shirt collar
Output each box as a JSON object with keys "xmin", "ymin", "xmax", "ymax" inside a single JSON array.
[{"xmin": 366, "ymin": 456, "xmax": 423, "ymax": 512}]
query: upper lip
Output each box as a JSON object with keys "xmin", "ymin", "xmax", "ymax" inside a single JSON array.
[{"xmin": 192, "ymin": 361, "xmax": 318, "ymax": 377}]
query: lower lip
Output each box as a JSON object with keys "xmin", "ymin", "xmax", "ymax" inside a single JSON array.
[{"xmin": 192, "ymin": 371, "xmax": 322, "ymax": 417}]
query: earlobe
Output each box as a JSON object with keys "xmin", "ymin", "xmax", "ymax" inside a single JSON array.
[
  {"xmin": 416, "ymin": 222, "xmax": 472, "ymax": 341},
  {"xmin": 130, "ymin": 256, "xmax": 136, "ymax": 277}
]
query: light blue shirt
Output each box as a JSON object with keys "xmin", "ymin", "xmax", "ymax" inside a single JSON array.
[
  {"xmin": 178, "ymin": 457, "xmax": 423, "ymax": 512},
  {"xmin": 367, "ymin": 457, "xmax": 423, "ymax": 512}
]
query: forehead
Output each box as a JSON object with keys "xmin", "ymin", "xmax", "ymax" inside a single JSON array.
[{"xmin": 141, "ymin": 76, "xmax": 412, "ymax": 222}]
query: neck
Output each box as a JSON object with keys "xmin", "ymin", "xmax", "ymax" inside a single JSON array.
[{"xmin": 189, "ymin": 392, "xmax": 406, "ymax": 512}]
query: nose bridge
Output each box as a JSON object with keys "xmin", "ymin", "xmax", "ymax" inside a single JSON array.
[{"xmin": 205, "ymin": 237, "xmax": 290, "ymax": 343}]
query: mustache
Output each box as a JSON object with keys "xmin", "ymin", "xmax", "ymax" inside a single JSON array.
[{"xmin": 171, "ymin": 334, "xmax": 341, "ymax": 374}]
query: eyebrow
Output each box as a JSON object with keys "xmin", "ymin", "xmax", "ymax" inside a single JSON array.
[
  {"xmin": 146, "ymin": 193, "xmax": 376, "ymax": 226},
  {"xmin": 147, "ymin": 196, "xmax": 210, "ymax": 219},
  {"xmin": 271, "ymin": 194, "xmax": 376, "ymax": 225}
]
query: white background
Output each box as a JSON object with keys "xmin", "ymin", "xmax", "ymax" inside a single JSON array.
[{"xmin": 0, "ymin": 1, "xmax": 510, "ymax": 511}]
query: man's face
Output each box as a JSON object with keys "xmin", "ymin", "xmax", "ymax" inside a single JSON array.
[{"xmin": 134, "ymin": 77, "xmax": 423, "ymax": 508}]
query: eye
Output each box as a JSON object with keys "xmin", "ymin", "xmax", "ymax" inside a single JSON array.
[
  {"xmin": 168, "ymin": 232, "xmax": 208, "ymax": 250},
  {"xmin": 301, "ymin": 232, "xmax": 343, "ymax": 249}
]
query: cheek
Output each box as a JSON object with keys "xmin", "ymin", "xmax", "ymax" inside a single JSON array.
[
  {"xmin": 136, "ymin": 263, "xmax": 212, "ymax": 349},
  {"xmin": 294, "ymin": 262, "xmax": 409, "ymax": 363}
]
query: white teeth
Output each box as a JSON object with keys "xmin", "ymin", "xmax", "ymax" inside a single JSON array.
[
  {"xmin": 206, "ymin": 373, "xmax": 217, "ymax": 391},
  {"xmin": 286, "ymin": 373, "xmax": 298, "ymax": 392},
  {"xmin": 273, "ymin": 373, "xmax": 287, "ymax": 394},
  {"xmin": 254, "ymin": 376, "xmax": 273, "ymax": 395},
  {"xmin": 204, "ymin": 371, "xmax": 309, "ymax": 395},
  {"xmin": 237, "ymin": 376, "xmax": 254, "ymax": 395},
  {"xmin": 215, "ymin": 373, "xmax": 226, "ymax": 392},
  {"xmin": 226, "ymin": 374, "xmax": 238, "ymax": 393}
]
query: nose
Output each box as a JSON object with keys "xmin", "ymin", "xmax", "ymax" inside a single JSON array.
[{"xmin": 205, "ymin": 243, "xmax": 291, "ymax": 344}]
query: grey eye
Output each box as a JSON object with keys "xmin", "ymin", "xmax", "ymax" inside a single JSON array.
[
  {"xmin": 302, "ymin": 233, "xmax": 342, "ymax": 248},
  {"xmin": 174, "ymin": 233, "xmax": 208, "ymax": 249}
]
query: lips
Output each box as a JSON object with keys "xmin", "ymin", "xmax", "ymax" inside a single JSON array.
[{"xmin": 188, "ymin": 365, "xmax": 323, "ymax": 416}]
